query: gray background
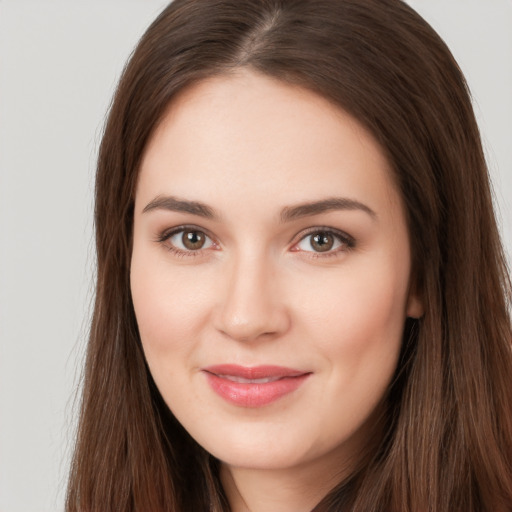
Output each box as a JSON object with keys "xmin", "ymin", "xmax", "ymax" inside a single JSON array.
[{"xmin": 0, "ymin": 1, "xmax": 511, "ymax": 511}]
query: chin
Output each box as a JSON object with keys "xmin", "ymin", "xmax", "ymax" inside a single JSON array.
[{"xmin": 212, "ymin": 444, "xmax": 312, "ymax": 471}]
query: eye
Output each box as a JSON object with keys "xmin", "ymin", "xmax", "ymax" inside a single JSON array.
[
  {"xmin": 158, "ymin": 227, "xmax": 217, "ymax": 255},
  {"xmin": 294, "ymin": 229, "xmax": 354, "ymax": 254}
]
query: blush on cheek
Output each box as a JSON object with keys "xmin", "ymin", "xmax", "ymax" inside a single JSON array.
[
  {"xmin": 314, "ymin": 280, "xmax": 406, "ymax": 396},
  {"xmin": 135, "ymin": 300, "xmax": 193, "ymax": 359},
  {"xmin": 132, "ymin": 281, "xmax": 213, "ymax": 376}
]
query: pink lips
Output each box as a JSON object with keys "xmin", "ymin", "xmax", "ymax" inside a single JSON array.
[{"xmin": 202, "ymin": 364, "xmax": 311, "ymax": 407}]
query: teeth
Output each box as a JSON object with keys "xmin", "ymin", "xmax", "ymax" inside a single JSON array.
[{"xmin": 219, "ymin": 375, "xmax": 281, "ymax": 384}]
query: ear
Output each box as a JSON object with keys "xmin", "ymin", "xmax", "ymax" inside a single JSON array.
[
  {"xmin": 406, "ymin": 275, "xmax": 424, "ymax": 319},
  {"xmin": 406, "ymin": 291, "xmax": 424, "ymax": 319}
]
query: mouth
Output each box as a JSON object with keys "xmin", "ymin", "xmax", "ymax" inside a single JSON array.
[{"xmin": 202, "ymin": 364, "xmax": 311, "ymax": 408}]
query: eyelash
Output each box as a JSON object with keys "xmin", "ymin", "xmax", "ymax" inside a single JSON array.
[
  {"xmin": 292, "ymin": 227, "xmax": 356, "ymax": 258},
  {"xmin": 156, "ymin": 225, "xmax": 217, "ymax": 259},
  {"xmin": 156, "ymin": 225, "xmax": 355, "ymax": 259}
]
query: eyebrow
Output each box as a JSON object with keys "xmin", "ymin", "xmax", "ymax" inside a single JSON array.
[
  {"xmin": 142, "ymin": 195, "xmax": 218, "ymax": 219},
  {"xmin": 142, "ymin": 195, "xmax": 376, "ymax": 221},
  {"xmin": 280, "ymin": 197, "xmax": 376, "ymax": 222}
]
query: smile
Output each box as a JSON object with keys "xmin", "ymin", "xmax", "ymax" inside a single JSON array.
[
  {"xmin": 202, "ymin": 365, "xmax": 311, "ymax": 408},
  {"xmin": 217, "ymin": 375, "xmax": 283, "ymax": 384}
]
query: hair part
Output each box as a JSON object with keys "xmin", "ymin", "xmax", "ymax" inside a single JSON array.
[{"xmin": 67, "ymin": 1, "xmax": 512, "ymax": 510}]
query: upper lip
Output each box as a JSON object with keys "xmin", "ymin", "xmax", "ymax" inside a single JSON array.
[{"xmin": 202, "ymin": 364, "xmax": 309, "ymax": 379}]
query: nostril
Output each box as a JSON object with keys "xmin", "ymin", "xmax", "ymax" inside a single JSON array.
[{"xmin": 215, "ymin": 305, "xmax": 290, "ymax": 342}]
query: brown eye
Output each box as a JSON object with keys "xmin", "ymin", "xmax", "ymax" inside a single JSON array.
[
  {"xmin": 165, "ymin": 228, "xmax": 215, "ymax": 253},
  {"xmin": 310, "ymin": 232, "xmax": 334, "ymax": 252},
  {"xmin": 182, "ymin": 230, "xmax": 206, "ymax": 250},
  {"xmin": 294, "ymin": 229, "xmax": 353, "ymax": 255}
]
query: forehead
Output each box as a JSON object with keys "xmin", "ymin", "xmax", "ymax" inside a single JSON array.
[{"xmin": 136, "ymin": 69, "xmax": 401, "ymax": 220}]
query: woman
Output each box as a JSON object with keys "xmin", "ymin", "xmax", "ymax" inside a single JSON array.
[{"xmin": 66, "ymin": 0, "xmax": 512, "ymax": 510}]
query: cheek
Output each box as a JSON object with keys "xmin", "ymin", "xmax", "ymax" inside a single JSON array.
[
  {"xmin": 291, "ymin": 265, "xmax": 408, "ymax": 448},
  {"xmin": 294, "ymin": 257, "xmax": 409, "ymax": 399},
  {"xmin": 343, "ymin": 269, "xmax": 407, "ymax": 345},
  {"xmin": 297, "ymin": 256, "xmax": 409, "ymax": 343},
  {"xmin": 130, "ymin": 246, "xmax": 212, "ymax": 363}
]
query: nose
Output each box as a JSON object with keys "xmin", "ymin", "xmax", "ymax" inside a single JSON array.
[{"xmin": 213, "ymin": 252, "xmax": 290, "ymax": 342}]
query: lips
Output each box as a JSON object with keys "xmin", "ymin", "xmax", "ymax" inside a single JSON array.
[{"xmin": 202, "ymin": 364, "xmax": 311, "ymax": 407}]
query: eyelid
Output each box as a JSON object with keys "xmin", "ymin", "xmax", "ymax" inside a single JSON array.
[
  {"xmin": 155, "ymin": 224, "xmax": 355, "ymax": 258},
  {"xmin": 156, "ymin": 224, "xmax": 219, "ymax": 255},
  {"xmin": 290, "ymin": 226, "xmax": 355, "ymax": 255},
  {"xmin": 156, "ymin": 224, "xmax": 210, "ymax": 241}
]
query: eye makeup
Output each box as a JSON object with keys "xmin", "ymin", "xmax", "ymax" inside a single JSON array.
[{"xmin": 155, "ymin": 224, "xmax": 356, "ymax": 260}]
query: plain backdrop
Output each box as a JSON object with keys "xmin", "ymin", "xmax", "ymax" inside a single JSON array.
[{"xmin": 0, "ymin": 1, "xmax": 511, "ymax": 511}]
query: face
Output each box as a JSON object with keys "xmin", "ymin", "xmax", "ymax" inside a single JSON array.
[{"xmin": 131, "ymin": 70, "xmax": 422, "ymax": 479}]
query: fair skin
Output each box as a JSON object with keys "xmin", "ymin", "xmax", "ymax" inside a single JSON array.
[{"xmin": 130, "ymin": 69, "xmax": 423, "ymax": 512}]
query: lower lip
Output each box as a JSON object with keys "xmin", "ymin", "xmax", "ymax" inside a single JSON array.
[{"xmin": 204, "ymin": 372, "xmax": 310, "ymax": 407}]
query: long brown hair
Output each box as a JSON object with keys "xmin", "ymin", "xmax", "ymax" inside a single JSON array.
[{"xmin": 67, "ymin": 0, "xmax": 512, "ymax": 510}]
